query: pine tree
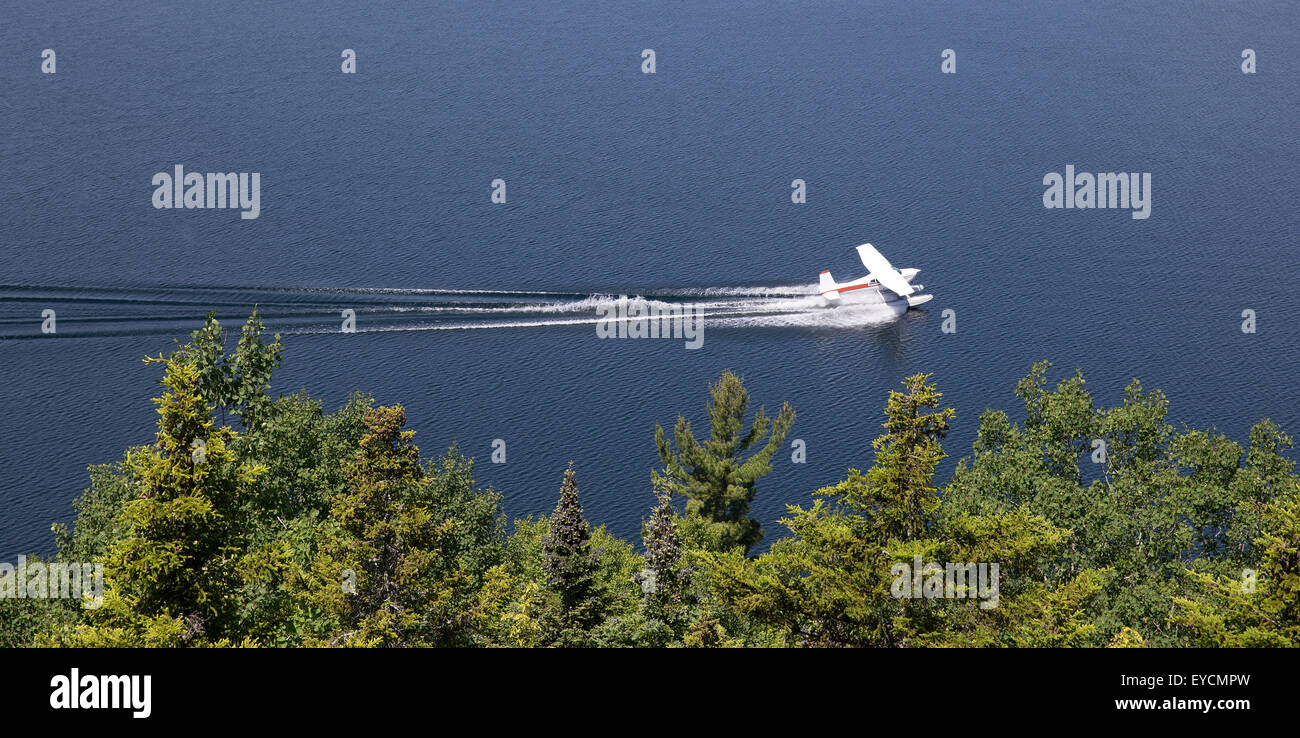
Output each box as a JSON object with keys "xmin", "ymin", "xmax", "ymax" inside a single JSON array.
[
  {"xmin": 654, "ymin": 370, "xmax": 794, "ymax": 553},
  {"xmin": 541, "ymin": 464, "xmax": 603, "ymax": 641}
]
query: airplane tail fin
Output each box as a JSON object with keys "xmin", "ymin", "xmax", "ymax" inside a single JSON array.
[{"xmin": 819, "ymin": 270, "xmax": 841, "ymax": 301}]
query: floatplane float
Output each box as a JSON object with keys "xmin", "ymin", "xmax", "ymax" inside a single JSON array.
[{"xmin": 818, "ymin": 243, "xmax": 933, "ymax": 309}]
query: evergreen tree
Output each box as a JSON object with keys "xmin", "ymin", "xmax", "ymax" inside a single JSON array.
[
  {"xmin": 43, "ymin": 355, "xmax": 267, "ymax": 646},
  {"xmin": 29, "ymin": 322, "xmax": 1300, "ymax": 651},
  {"xmin": 857, "ymin": 372, "xmax": 954, "ymax": 540},
  {"xmin": 654, "ymin": 370, "xmax": 794, "ymax": 553},
  {"xmin": 541, "ymin": 464, "xmax": 604, "ymax": 642},
  {"xmin": 635, "ymin": 484, "xmax": 693, "ymax": 633},
  {"xmin": 301, "ymin": 405, "xmax": 482, "ymax": 647}
]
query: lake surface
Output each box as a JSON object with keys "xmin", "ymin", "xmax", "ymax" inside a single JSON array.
[{"xmin": 3, "ymin": 1, "xmax": 1298, "ymax": 559}]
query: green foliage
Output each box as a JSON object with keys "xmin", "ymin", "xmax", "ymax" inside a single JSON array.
[
  {"xmin": 53, "ymin": 464, "xmax": 140, "ymax": 565},
  {"xmin": 944, "ymin": 360, "xmax": 1298, "ymax": 646},
  {"xmin": 0, "ymin": 556, "xmax": 79, "ymax": 648},
  {"xmin": 1172, "ymin": 483, "xmax": 1300, "ymax": 646},
  {"xmin": 44, "ymin": 356, "xmax": 268, "ymax": 646},
  {"xmin": 243, "ymin": 391, "xmax": 370, "ymax": 522},
  {"xmin": 296, "ymin": 405, "xmax": 497, "ymax": 647},
  {"xmin": 504, "ymin": 509, "xmax": 643, "ymax": 647},
  {"xmin": 180, "ymin": 310, "xmax": 282, "ymax": 430},
  {"xmin": 702, "ymin": 373, "xmax": 1103, "ymax": 647},
  {"xmin": 35, "ymin": 313, "xmax": 511, "ymax": 649},
  {"xmin": 21, "ymin": 312, "xmax": 1297, "ymax": 649},
  {"xmin": 540, "ymin": 465, "xmax": 605, "ymax": 643},
  {"xmin": 654, "ymin": 370, "xmax": 795, "ymax": 553},
  {"xmin": 634, "ymin": 485, "xmax": 694, "ymax": 637},
  {"xmin": 1107, "ymin": 627, "xmax": 1148, "ymax": 648},
  {"xmin": 850, "ymin": 372, "xmax": 954, "ymax": 540}
]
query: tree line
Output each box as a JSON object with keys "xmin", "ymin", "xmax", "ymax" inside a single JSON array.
[{"xmin": 1, "ymin": 312, "xmax": 1296, "ymax": 647}]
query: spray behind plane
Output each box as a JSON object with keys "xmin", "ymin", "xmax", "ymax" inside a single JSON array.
[{"xmin": 818, "ymin": 243, "xmax": 933, "ymax": 309}]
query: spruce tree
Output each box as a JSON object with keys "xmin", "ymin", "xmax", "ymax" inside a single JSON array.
[
  {"xmin": 860, "ymin": 372, "xmax": 955, "ymax": 540},
  {"xmin": 44, "ymin": 354, "xmax": 265, "ymax": 646},
  {"xmin": 303, "ymin": 405, "xmax": 473, "ymax": 647},
  {"xmin": 635, "ymin": 484, "xmax": 692, "ymax": 630},
  {"xmin": 541, "ymin": 464, "xmax": 603, "ymax": 640},
  {"xmin": 654, "ymin": 370, "xmax": 794, "ymax": 553}
]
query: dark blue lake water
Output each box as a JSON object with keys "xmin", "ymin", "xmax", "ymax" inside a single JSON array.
[{"xmin": 3, "ymin": 1, "xmax": 1298, "ymax": 560}]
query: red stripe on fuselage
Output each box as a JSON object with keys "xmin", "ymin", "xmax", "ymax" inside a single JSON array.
[{"xmin": 820, "ymin": 281, "xmax": 878, "ymax": 295}]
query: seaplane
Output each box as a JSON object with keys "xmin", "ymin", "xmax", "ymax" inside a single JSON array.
[{"xmin": 818, "ymin": 243, "xmax": 933, "ymax": 309}]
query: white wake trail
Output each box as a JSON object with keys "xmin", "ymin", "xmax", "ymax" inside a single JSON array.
[{"xmin": 287, "ymin": 283, "xmax": 909, "ymax": 333}]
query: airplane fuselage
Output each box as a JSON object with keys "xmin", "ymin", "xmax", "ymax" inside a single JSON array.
[
  {"xmin": 819, "ymin": 269, "xmax": 930, "ymax": 307},
  {"xmin": 819, "ymin": 243, "xmax": 934, "ymax": 309}
]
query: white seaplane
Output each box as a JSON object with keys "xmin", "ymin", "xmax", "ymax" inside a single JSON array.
[{"xmin": 818, "ymin": 243, "xmax": 933, "ymax": 309}]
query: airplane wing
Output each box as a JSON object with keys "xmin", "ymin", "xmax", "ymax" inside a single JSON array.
[{"xmin": 855, "ymin": 243, "xmax": 914, "ymax": 297}]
